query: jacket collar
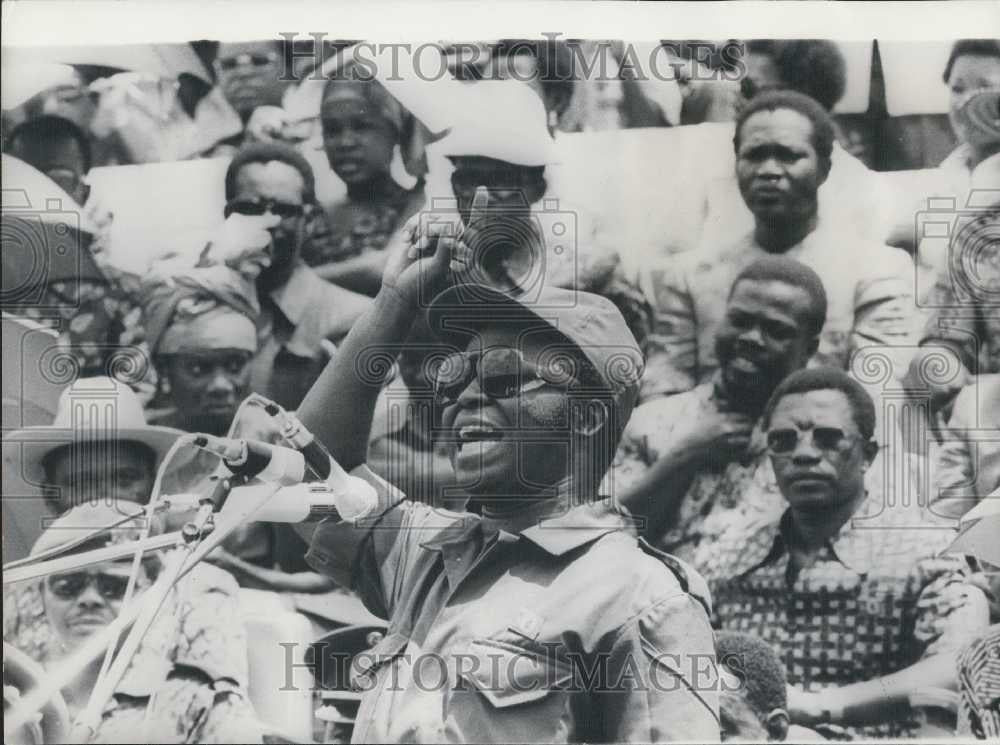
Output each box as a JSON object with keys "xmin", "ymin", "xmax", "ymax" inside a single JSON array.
[
  {"xmin": 267, "ymin": 261, "xmax": 317, "ymax": 327},
  {"xmin": 420, "ymin": 495, "xmax": 626, "ymax": 557}
]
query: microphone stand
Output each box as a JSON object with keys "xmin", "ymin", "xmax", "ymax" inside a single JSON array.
[{"xmin": 3, "ymin": 480, "xmax": 286, "ymax": 742}]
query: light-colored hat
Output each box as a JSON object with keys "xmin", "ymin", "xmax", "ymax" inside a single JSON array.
[
  {"xmin": 4, "ymin": 377, "xmax": 183, "ymax": 487},
  {"xmin": 439, "ymin": 80, "xmax": 558, "ymax": 166},
  {"xmin": 30, "ymin": 499, "xmax": 163, "ymax": 558}
]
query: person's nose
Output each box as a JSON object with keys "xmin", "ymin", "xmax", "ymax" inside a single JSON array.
[
  {"xmin": 790, "ymin": 432, "xmax": 822, "ymax": 464},
  {"xmin": 756, "ymin": 157, "xmax": 783, "ymax": 179},
  {"xmin": 737, "ymin": 323, "xmax": 766, "ymax": 348},
  {"xmin": 206, "ymin": 368, "xmax": 236, "ymax": 396},
  {"xmin": 75, "ymin": 580, "xmax": 106, "ymax": 609},
  {"xmin": 455, "ymin": 376, "xmax": 489, "ymax": 409},
  {"xmin": 334, "ymin": 126, "xmax": 360, "ymax": 149}
]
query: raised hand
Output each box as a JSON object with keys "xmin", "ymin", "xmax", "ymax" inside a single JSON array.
[
  {"xmin": 380, "ymin": 213, "xmax": 455, "ymax": 306},
  {"xmin": 201, "ymin": 213, "xmax": 282, "ymax": 278}
]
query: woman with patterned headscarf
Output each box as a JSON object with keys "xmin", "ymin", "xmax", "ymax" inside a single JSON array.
[
  {"xmin": 303, "ymin": 73, "xmax": 428, "ymax": 295},
  {"xmin": 141, "ymin": 263, "xmax": 261, "ymax": 437},
  {"xmin": 137, "ymin": 263, "xmax": 353, "ymax": 606}
]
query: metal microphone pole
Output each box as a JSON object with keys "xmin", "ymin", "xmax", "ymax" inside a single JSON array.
[
  {"xmin": 4, "ymin": 480, "xmax": 285, "ymax": 742},
  {"xmin": 68, "ymin": 480, "xmax": 285, "ymax": 742}
]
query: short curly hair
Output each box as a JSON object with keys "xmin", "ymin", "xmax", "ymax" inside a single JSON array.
[
  {"xmin": 717, "ymin": 631, "xmax": 787, "ymax": 719},
  {"xmin": 746, "ymin": 39, "xmax": 847, "ymax": 111},
  {"xmin": 224, "ymin": 142, "xmax": 316, "ymax": 204},
  {"xmin": 730, "ymin": 256, "xmax": 829, "ymax": 338},
  {"xmin": 943, "ymin": 39, "xmax": 1000, "ymax": 83},
  {"xmin": 734, "ymin": 89, "xmax": 836, "ymax": 163},
  {"xmin": 762, "ymin": 366, "xmax": 877, "ymax": 441}
]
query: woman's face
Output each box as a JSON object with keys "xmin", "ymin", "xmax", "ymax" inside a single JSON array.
[
  {"xmin": 42, "ymin": 562, "xmax": 146, "ymax": 652},
  {"xmin": 321, "ymin": 94, "xmax": 398, "ymax": 186},
  {"xmin": 166, "ymin": 348, "xmax": 253, "ymax": 433},
  {"xmin": 947, "ymin": 53, "xmax": 1000, "ymax": 145}
]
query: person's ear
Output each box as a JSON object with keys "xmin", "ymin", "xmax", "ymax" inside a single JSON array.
[
  {"xmin": 571, "ymin": 399, "xmax": 609, "ymax": 438},
  {"xmin": 765, "ymin": 708, "xmax": 789, "ymax": 742},
  {"xmin": 805, "ymin": 334, "xmax": 820, "ymax": 359},
  {"xmin": 861, "ymin": 438, "xmax": 879, "ymax": 467},
  {"xmin": 816, "ymin": 155, "xmax": 832, "ymax": 187}
]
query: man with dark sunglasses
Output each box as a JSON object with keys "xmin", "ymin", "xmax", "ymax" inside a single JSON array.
[
  {"xmin": 696, "ymin": 367, "xmax": 990, "ymax": 739},
  {"xmin": 4, "ymin": 502, "xmax": 261, "ymax": 743},
  {"xmin": 292, "ymin": 216, "xmax": 720, "ymax": 742},
  {"xmin": 214, "ymin": 143, "xmax": 371, "ymax": 408},
  {"xmin": 613, "ymin": 256, "xmax": 828, "ymax": 566}
]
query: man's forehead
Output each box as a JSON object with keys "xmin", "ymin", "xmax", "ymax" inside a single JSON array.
[
  {"xmin": 739, "ymin": 109, "xmax": 815, "ymax": 148},
  {"xmin": 770, "ymin": 389, "xmax": 855, "ymax": 426},
  {"xmin": 48, "ymin": 441, "xmax": 154, "ymax": 470},
  {"xmin": 219, "ymin": 40, "xmax": 279, "ymax": 58},
  {"xmin": 233, "ymin": 161, "xmax": 305, "ymax": 200},
  {"xmin": 730, "ymin": 278, "xmax": 813, "ymax": 316}
]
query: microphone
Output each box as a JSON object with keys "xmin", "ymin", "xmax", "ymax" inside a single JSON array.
[
  {"xmin": 192, "ymin": 435, "xmax": 306, "ymax": 486},
  {"xmin": 247, "ymin": 482, "xmax": 375, "ymax": 523},
  {"xmin": 274, "ymin": 413, "xmax": 376, "ymax": 517},
  {"xmin": 275, "ymin": 412, "xmax": 334, "ymax": 481}
]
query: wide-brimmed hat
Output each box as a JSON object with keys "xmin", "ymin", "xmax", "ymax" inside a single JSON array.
[
  {"xmin": 426, "ymin": 282, "xmax": 643, "ymax": 439},
  {"xmin": 4, "ymin": 377, "xmax": 183, "ymax": 487},
  {"xmin": 31, "ymin": 499, "xmax": 164, "ymax": 559},
  {"xmin": 439, "ymin": 81, "xmax": 558, "ymax": 167}
]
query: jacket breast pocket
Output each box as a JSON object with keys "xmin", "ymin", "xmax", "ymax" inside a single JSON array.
[
  {"xmin": 459, "ymin": 638, "xmax": 574, "ymax": 708},
  {"xmin": 449, "ymin": 638, "xmax": 582, "ymax": 742}
]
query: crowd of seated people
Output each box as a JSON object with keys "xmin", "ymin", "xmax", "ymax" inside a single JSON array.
[{"xmin": 2, "ymin": 35, "xmax": 998, "ymax": 744}]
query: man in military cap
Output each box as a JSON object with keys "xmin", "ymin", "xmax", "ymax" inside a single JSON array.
[{"xmin": 294, "ymin": 206, "xmax": 720, "ymax": 742}]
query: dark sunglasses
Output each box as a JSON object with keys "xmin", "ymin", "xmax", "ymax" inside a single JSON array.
[
  {"xmin": 217, "ymin": 52, "xmax": 279, "ymax": 71},
  {"xmin": 225, "ymin": 199, "xmax": 305, "ymax": 219},
  {"xmin": 766, "ymin": 426, "xmax": 858, "ymax": 455},
  {"xmin": 46, "ymin": 571, "xmax": 130, "ymax": 601},
  {"xmin": 433, "ymin": 347, "xmax": 567, "ymax": 406}
]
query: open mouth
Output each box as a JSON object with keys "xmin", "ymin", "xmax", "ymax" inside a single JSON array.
[
  {"xmin": 457, "ymin": 424, "xmax": 505, "ymax": 443},
  {"xmin": 728, "ymin": 356, "xmax": 761, "ymax": 373}
]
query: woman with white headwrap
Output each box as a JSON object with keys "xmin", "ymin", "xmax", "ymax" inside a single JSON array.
[{"xmin": 303, "ymin": 72, "xmax": 428, "ymax": 295}]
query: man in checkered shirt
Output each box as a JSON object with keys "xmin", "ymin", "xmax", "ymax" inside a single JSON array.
[{"xmin": 698, "ymin": 367, "xmax": 991, "ymax": 738}]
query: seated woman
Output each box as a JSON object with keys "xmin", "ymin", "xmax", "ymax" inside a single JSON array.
[
  {"xmin": 139, "ymin": 263, "xmax": 369, "ymax": 629},
  {"xmin": 4, "ymin": 502, "xmax": 260, "ymax": 744},
  {"xmin": 302, "ymin": 73, "xmax": 427, "ymax": 296}
]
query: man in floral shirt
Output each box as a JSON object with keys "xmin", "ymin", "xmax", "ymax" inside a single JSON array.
[
  {"xmin": 3, "ymin": 116, "xmax": 153, "ymax": 400},
  {"xmin": 610, "ymin": 256, "xmax": 827, "ymax": 562}
]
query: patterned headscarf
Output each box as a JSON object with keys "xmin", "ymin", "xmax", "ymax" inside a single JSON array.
[
  {"xmin": 321, "ymin": 71, "xmax": 429, "ymax": 179},
  {"xmin": 141, "ymin": 263, "xmax": 260, "ymax": 356}
]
